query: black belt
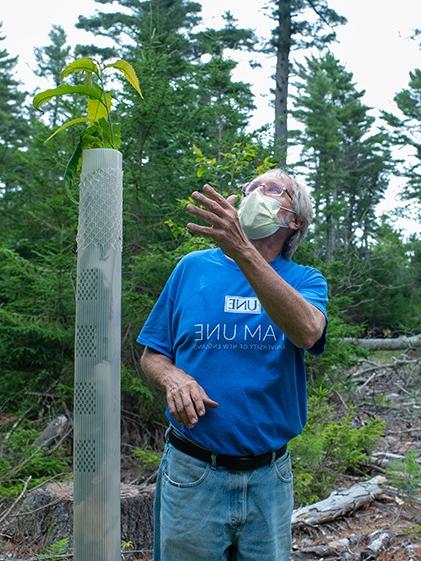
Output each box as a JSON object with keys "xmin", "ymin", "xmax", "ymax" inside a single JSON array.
[{"xmin": 167, "ymin": 428, "xmax": 287, "ymax": 471}]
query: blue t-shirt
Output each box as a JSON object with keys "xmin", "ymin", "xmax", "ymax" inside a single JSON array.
[{"xmin": 137, "ymin": 248, "xmax": 328, "ymax": 455}]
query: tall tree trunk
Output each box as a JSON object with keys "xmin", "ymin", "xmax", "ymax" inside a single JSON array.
[
  {"xmin": 325, "ymin": 184, "xmax": 338, "ymax": 263},
  {"xmin": 274, "ymin": 0, "xmax": 291, "ymax": 167}
]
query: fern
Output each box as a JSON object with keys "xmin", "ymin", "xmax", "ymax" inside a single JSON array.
[{"xmin": 36, "ymin": 537, "xmax": 69, "ymax": 561}]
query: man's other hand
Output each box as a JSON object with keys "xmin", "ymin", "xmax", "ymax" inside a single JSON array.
[{"xmin": 165, "ymin": 370, "xmax": 219, "ymax": 429}]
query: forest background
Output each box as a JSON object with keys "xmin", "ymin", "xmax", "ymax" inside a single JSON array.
[{"xmin": 0, "ymin": 0, "xmax": 420, "ymax": 515}]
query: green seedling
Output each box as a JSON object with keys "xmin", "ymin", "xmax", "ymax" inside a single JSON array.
[{"xmin": 33, "ymin": 57, "xmax": 142, "ymax": 184}]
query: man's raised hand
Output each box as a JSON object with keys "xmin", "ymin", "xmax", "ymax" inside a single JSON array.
[{"xmin": 186, "ymin": 184, "xmax": 251, "ymax": 259}]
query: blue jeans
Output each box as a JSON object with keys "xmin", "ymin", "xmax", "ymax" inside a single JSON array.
[{"xmin": 153, "ymin": 441, "xmax": 293, "ymax": 561}]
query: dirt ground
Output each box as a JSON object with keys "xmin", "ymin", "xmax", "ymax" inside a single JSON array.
[
  {"xmin": 289, "ymin": 349, "xmax": 421, "ymax": 561},
  {"xmin": 1, "ymin": 349, "xmax": 419, "ymax": 561}
]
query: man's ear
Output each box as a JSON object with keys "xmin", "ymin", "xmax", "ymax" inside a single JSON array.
[{"xmin": 288, "ymin": 216, "xmax": 304, "ymax": 231}]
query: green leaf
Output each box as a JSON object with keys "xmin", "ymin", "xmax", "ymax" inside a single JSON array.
[
  {"xmin": 87, "ymin": 93, "xmax": 112, "ymax": 122},
  {"xmin": 87, "ymin": 118, "xmax": 120, "ymax": 150},
  {"xmin": 104, "ymin": 59, "xmax": 143, "ymax": 97},
  {"xmin": 33, "ymin": 84, "xmax": 103, "ymax": 111},
  {"xmin": 81, "ymin": 124, "xmax": 104, "ymax": 150},
  {"xmin": 196, "ymin": 165, "xmax": 206, "ymax": 178},
  {"xmin": 61, "ymin": 58, "xmax": 100, "ymax": 80},
  {"xmin": 81, "ymin": 119, "xmax": 114, "ymax": 150},
  {"xmin": 64, "ymin": 138, "xmax": 83, "ymax": 186},
  {"xmin": 44, "ymin": 117, "xmax": 88, "ymax": 143}
]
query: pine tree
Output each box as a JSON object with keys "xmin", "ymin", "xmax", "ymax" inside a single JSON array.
[
  {"xmin": 266, "ymin": 0, "xmax": 346, "ymax": 164},
  {"xmin": 382, "ymin": 68, "xmax": 421, "ymax": 207},
  {"xmin": 0, "ymin": 24, "xmax": 28, "ymax": 200},
  {"xmin": 292, "ymin": 53, "xmax": 390, "ymax": 261},
  {"xmin": 33, "ymin": 25, "xmax": 72, "ymax": 128},
  {"xmin": 0, "ymin": 25, "xmax": 78, "ymax": 412},
  {"xmin": 342, "ymin": 222, "xmax": 421, "ymax": 334},
  {"xmin": 3, "ymin": 24, "xmax": 78, "ymax": 255}
]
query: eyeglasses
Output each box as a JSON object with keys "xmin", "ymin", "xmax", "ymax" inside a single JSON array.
[{"xmin": 241, "ymin": 181, "xmax": 294, "ymax": 203}]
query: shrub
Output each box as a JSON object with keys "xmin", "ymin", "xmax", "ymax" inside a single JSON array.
[
  {"xmin": 290, "ymin": 386, "xmax": 385, "ymax": 504},
  {"xmin": 132, "ymin": 447, "xmax": 161, "ymax": 474},
  {"xmin": 0, "ymin": 425, "xmax": 71, "ymax": 497}
]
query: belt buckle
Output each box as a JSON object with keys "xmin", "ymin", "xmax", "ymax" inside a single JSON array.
[
  {"xmin": 232, "ymin": 455, "xmax": 255, "ymax": 471},
  {"xmin": 238, "ymin": 456, "xmax": 256, "ymax": 471}
]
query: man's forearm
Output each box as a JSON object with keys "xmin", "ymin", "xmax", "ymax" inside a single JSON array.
[
  {"xmin": 235, "ymin": 245, "xmax": 325, "ymax": 349},
  {"xmin": 140, "ymin": 348, "xmax": 184, "ymax": 391}
]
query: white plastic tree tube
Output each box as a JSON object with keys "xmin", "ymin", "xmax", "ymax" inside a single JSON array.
[{"xmin": 73, "ymin": 148, "xmax": 122, "ymax": 561}]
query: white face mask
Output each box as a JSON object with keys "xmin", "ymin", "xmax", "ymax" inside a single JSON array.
[{"xmin": 238, "ymin": 189, "xmax": 293, "ymax": 240}]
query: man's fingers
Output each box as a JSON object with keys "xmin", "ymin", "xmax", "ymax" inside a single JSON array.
[
  {"xmin": 191, "ymin": 191, "xmax": 227, "ymax": 218},
  {"xmin": 172, "ymin": 392, "xmax": 191, "ymax": 427},
  {"xmin": 168, "ymin": 380, "xmax": 219, "ymax": 428},
  {"xmin": 200, "ymin": 388, "xmax": 219, "ymax": 408},
  {"xmin": 202, "ymin": 184, "xmax": 232, "ymax": 208},
  {"xmin": 194, "ymin": 185, "xmax": 238, "ymax": 212},
  {"xmin": 190, "ymin": 391, "xmax": 206, "ymax": 417},
  {"xmin": 227, "ymin": 194, "xmax": 238, "ymax": 207},
  {"xmin": 186, "ymin": 187, "xmax": 239, "ymax": 238},
  {"xmin": 186, "ymin": 222, "xmax": 215, "ymax": 237},
  {"xmin": 186, "ymin": 202, "xmax": 224, "ymax": 226},
  {"xmin": 181, "ymin": 393, "xmax": 199, "ymax": 426},
  {"xmin": 203, "ymin": 397, "xmax": 219, "ymax": 408},
  {"xmin": 167, "ymin": 394, "xmax": 183, "ymax": 425}
]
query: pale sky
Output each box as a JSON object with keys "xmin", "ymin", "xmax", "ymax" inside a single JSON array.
[{"xmin": 1, "ymin": 0, "xmax": 420, "ymax": 236}]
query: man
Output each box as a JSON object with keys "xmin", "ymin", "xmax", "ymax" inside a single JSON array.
[{"xmin": 137, "ymin": 169, "xmax": 328, "ymax": 561}]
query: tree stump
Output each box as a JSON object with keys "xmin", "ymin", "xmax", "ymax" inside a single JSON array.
[{"xmin": 2, "ymin": 481, "xmax": 154, "ymax": 553}]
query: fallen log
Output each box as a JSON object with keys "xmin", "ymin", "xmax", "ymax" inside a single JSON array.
[
  {"xmin": 370, "ymin": 451, "xmax": 421, "ymax": 467},
  {"xmin": 342, "ymin": 334, "xmax": 421, "ymax": 350},
  {"xmin": 291, "ymin": 534, "xmax": 358, "ymax": 560},
  {"xmin": 34, "ymin": 415, "xmax": 69, "ymax": 448},
  {"xmin": 365, "ymin": 529, "xmax": 392, "ymax": 556},
  {"xmin": 291, "ymin": 529, "xmax": 394, "ymax": 560},
  {"xmin": 291, "ymin": 475, "xmax": 387, "ymax": 526}
]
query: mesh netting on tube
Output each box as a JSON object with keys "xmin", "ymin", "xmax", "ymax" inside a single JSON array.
[{"xmin": 77, "ymin": 168, "xmax": 122, "ymax": 252}]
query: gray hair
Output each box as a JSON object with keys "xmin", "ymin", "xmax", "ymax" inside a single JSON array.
[{"xmin": 255, "ymin": 169, "xmax": 313, "ymax": 259}]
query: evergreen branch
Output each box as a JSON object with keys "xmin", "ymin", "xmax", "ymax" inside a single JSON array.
[{"xmin": 306, "ymin": 0, "xmax": 336, "ymax": 30}]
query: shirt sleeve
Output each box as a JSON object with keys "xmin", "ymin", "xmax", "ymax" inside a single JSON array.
[
  {"xmin": 297, "ymin": 267, "xmax": 329, "ymax": 356},
  {"xmin": 136, "ymin": 271, "xmax": 176, "ymax": 361}
]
